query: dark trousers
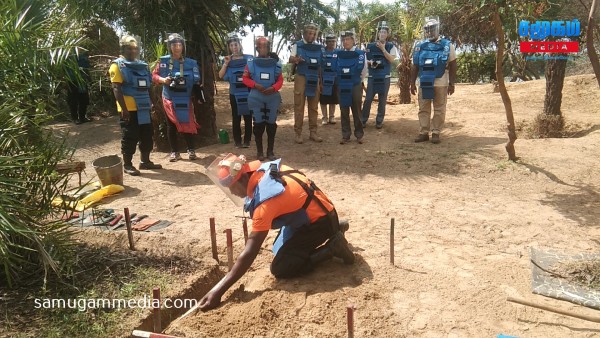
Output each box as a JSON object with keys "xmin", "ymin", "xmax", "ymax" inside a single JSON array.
[
  {"xmin": 120, "ymin": 111, "xmax": 153, "ymax": 164},
  {"xmin": 67, "ymin": 84, "xmax": 89, "ymax": 121},
  {"xmin": 230, "ymin": 94, "xmax": 252, "ymax": 145},
  {"xmin": 166, "ymin": 118, "xmax": 195, "ymax": 153},
  {"xmin": 340, "ymin": 84, "xmax": 364, "ymax": 140},
  {"xmin": 270, "ymin": 210, "xmax": 340, "ymax": 278}
]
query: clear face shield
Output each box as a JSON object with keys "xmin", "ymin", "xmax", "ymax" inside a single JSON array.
[
  {"xmin": 120, "ymin": 35, "xmax": 141, "ymax": 60},
  {"xmin": 206, "ymin": 154, "xmax": 250, "ymax": 207},
  {"xmin": 340, "ymin": 30, "xmax": 355, "ymax": 50},
  {"xmin": 303, "ymin": 23, "xmax": 319, "ymax": 43},
  {"xmin": 324, "ymin": 33, "xmax": 337, "ymax": 49},
  {"xmin": 375, "ymin": 21, "xmax": 391, "ymax": 42},
  {"xmin": 167, "ymin": 32, "xmax": 186, "ymax": 57},
  {"xmin": 423, "ymin": 17, "xmax": 440, "ymax": 41},
  {"xmin": 226, "ymin": 34, "xmax": 243, "ymax": 55},
  {"xmin": 254, "ymin": 36, "xmax": 271, "ymax": 56}
]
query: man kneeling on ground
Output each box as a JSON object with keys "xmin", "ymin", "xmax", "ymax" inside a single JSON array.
[{"xmin": 200, "ymin": 154, "xmax": 354, "ymax": 310}]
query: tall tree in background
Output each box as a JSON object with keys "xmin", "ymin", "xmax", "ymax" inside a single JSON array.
[
  {"xmin": 535, "ymin": 0, "xmax": 585, "ymax": 137},
  {"xmin": 60, "ymin": 0, "xmax": 250, "ymax": 149},
  {"xmin": 587, "ymin": 0, "xmax": 600, "ymax": 87},
  {"xmin": 493, "ymin": 7, "xmax": 517, "ymax": 160},
  {"xmin": 238, "ymin": 0, "xmax": 335, "ymax": 55},
  {"xmin": 343, "ymin": 1, "xmax": 394, "ymax": 47},
  {"xmin": 395, "ymin": 6, "xmax": 422, "ymax": 104},
  {"xmin": 448, "ymin": 0, "xmax": 552, "ymax": 160},
  {"xmin": 542, "ymin": 58, "xmax": 567, "ymax": 117},
  {"xmin": 394, "ymin": 0, "xmax": 450, "ymax": 103}
]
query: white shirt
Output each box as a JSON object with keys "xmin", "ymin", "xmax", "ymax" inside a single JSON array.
[
  {"xmin": 435, "ymin": 42, "xmax": 455, "ymax": 86},
  {"xmin": 366, "ymin": 43, "xmax": 400, "ymax": 78}
]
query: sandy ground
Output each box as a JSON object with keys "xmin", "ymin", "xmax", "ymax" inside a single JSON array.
[{"xmin": 56, "ymin": 74, "xmax": 600, "ymax": 337}]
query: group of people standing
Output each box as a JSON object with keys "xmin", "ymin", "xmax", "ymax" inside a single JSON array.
[
  {"xmin": 109, "ymin": 33, "xmax": 203, "ymax": 175},
  {"xmin": 223, "ymin": 17, "xmax": 456, "ymax": 159},
  {"xmin": 106, "ymin": 17, "xmax": 456, "ymax": 175},
  {"xmin": 198, "ymin": 18, "xmax": 457, "ymax": 311},
  {"xmin": 220, "ymin": 35, "xmax": 284, "ymax": 161}
]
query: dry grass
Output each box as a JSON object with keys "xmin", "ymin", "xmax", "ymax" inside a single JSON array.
[
  {"xmin": 552, "ymin": 260, "xmax": 600, "ymax": 291},
  {"xmin": 516, "ymin": 114, "xmax": 595, "ymax": 139},
  {"xmin": 532, "ymin": 113, "xmax": 565, "ymax": 138},
  {"xmin": 0, "ymin": 243, "xmax": 198, "ymax": 338}
]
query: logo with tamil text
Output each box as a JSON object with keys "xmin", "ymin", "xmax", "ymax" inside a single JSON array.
[{"xmin": 518, "ymin": 20, "xmax": 580, "ymax": 54}]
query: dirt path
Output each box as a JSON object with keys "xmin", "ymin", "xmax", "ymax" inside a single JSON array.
[{"xmin": 60, "ymin": 74, "xmax": 600, "ymax": 337}]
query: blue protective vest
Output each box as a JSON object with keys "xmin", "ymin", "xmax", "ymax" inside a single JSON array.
[
  {"xmin": 335, "ymin": 49, "xmax": 365, "ymax": 107},
  {"xmin": 243, "ymin": 160, "xmax": 317, "ymax": 255},
  {"xmin": 295, "ymin": 41, "xmax": 324, "ymax": 97},
  {"xmin": 366, "ymin": 42, "xmax": 394, "ymax": 93},
  {"xmin": 321, "ymin": 49, "xmax": 338, "ymax": 96},
  {"xmin": 413, "ymin": 39, "xmax": 451, "ymax": 100},
  {"xmin": 158, "ymin": 55, "xmax": 201, "ymax": 123},
  {"xmin": 224, "ymin": 55, "xmax": 253, "ymax": 116},
  {"xmin": 247, "ymin": 57, "xmax": 282, "ymax": 124},
  {"xmin": 112, "ymin": 58, "xmax": 152, "ymax": 125}
]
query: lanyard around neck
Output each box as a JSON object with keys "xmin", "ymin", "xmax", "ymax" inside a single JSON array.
[{"xmin": 168, "ymin": 57, "xmax": 184, "ymax": 76}]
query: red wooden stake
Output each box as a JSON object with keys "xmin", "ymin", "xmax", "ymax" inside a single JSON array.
[
  {"xmin": 210, "ymin": 217, "xmax": 218, "ymax": 261},
  {"xmin": 390, "ymin": 218, "xmax": 395, "ymax": 265},
  {"xmin": 347, "ymin": 304, "xmax": 355, "ymax": 338},
  {"xmin": 124, "ymin": 207, "xmax": 135, "ymax": 250},
  {"xmin": 152, "ymin": 287, "xmax": 161, "ymax": 333},
  {"xmin": 242, "ymin": 217, "xmax": 248, "ymax": 244},
  {"xmin": 224, "ymin": 228, "xmax": 233, "ymax": 270}
]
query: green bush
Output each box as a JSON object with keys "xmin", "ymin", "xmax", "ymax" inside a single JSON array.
[
  {"xmin": 456, "ymin": 50, "xmax": 496, "ymax": 84},
  {"xmin": 0, "ymin": 0, "xmax": 86, "ymax": 287}
]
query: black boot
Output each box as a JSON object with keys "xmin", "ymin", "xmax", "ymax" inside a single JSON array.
[
  {"xmin": 139, "ymin": 152, "xmax": 162, "ymax": 170},
  {"xmin": 309, "ymin": 246, "xmax": 334, "ymax": 265},
  {"xmin": 266, "ymin": 123, "xmax": 277, "ymax": 161},
  {"xmin": 338, "ymin": 219, "xmax": 349, "ymax": 234},
  {"xmin": 253, "ymin": 123, "xmax": 266, "ymax": 161},
  {"xmin": 123, "ymin": 153, "xmax": 140, "ymax": 176},
  {"xmin": 327, "ymin": 232, "xmax": 355, "ymax": 264}
]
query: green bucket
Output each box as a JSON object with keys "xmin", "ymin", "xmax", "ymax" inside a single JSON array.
[{"xmin": 218, "ymin": 129, "xmax": 230, "ymax": 144}]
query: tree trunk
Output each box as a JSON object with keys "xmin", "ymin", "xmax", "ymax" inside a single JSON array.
[
  {"xmin": 493, "ymin": 9, "xmax": 518, "ymax": 161},
  {"xmin": 588, "ymin": 0, "xmax": 600, "ymax": 88},
  {"xmin": 335, "ymin": 0, "xmax": 340, "ymax": 27},
  {"xmin": 195, "ymin": 47, "xmax": 218, "ymax": 145},
  {"xmin": 542, "ymin": 58, "xmax": 567, "ymax": 116},
  {"xmin": 295, "ymin": 0, "xmax": 303, "ymax": 41},
  {"xmin": 150, "ymin": 87, "xmax": 169, "ymax": 151},
  {"xmin": 192, "ymin": 20, "xmax": 218, "ymax": 144},
  {"xmin": 397, "ymin": 43, "xmax": 412, "ymax": 104},
  {"xmin": 151, "ymin": 18, "xmax": 218, "ymax": 152}
]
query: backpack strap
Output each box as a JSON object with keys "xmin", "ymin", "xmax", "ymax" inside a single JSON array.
[{"xmin": 279, "ymin": 170, "xmax": 331, "ymax": 214}]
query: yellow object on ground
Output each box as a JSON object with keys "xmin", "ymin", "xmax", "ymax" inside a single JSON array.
[{"xmin": 52, "ymin": 184, "xmax": 124, "ymax": 211}]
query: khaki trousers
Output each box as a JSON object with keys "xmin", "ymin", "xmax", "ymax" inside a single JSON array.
[
  {"xmin": 294, "ymin": 74, "xmax": 321, "ymax": 134},
  {"xmin": 417, "ymin": 86, "xmax": 447, "ymax": 135}
]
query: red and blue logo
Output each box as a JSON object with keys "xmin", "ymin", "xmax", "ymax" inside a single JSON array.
[{"xmin": 518, "ymin": 20, "xmax": 580, "ymax": 54}]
